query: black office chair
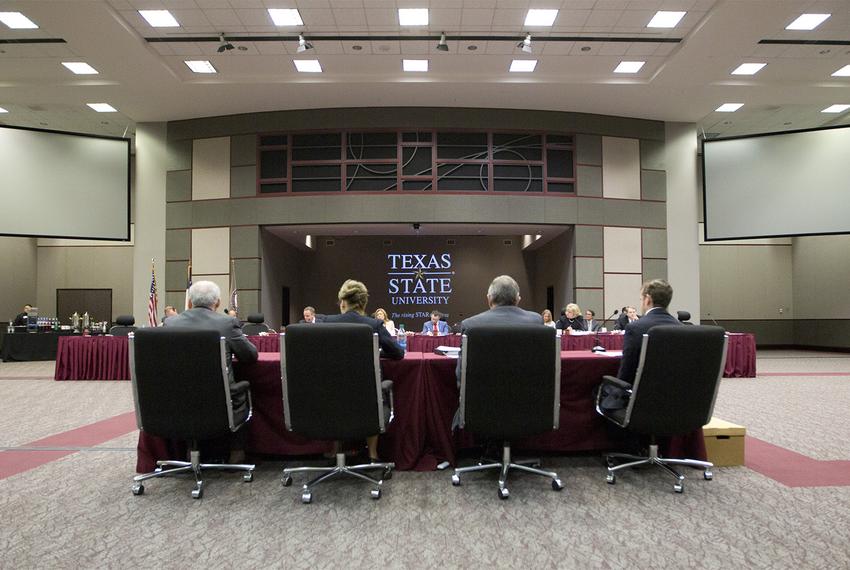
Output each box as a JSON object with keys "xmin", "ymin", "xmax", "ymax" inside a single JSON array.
[
  {"xmin": 242, "ymin": 313, "xmax": 270, "ymax": 335},
  {"xmin": 453, "ymin": 324, "xmax": 564, "ymax": 499},
  {"xmin": 109, "ymin": 315, "xmax": 136, "ymax": 336},
  {"xmin": 280, "ymin": 323, "xmax": 395, "ymax": 504},
  {"xmin": 676, "ymin": 310, "xmax": 694, "ymax": 325},
  {"xmin": 596, "ymin": 325, "xmax": 728, "ymax": 493},
  {"xmin": 129, "ymin": 329, "xmax": 255, "ymax": 499}
]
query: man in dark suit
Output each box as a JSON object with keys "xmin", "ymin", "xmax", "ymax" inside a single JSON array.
[
  {"xmin": 585, "ymin": 309, "xmax": 601, "ymax": 332},
  {"xmin": 422, "ymin": 310, "xmax": 451, "ymax": 335},
  {"xmin": 12, "ymin": 304, "xmax": 32, "ymax": 327},
  {"xmin": 300, "ymin": 306, "xmax": 323, "ymax": 324},
  {"xmin": 163, "ymin": 280, "xmax": 258, "ymax": 462},
  {"xmin": 599, "ymin": 279, "xmax": 680, "ymax": 411},
  {"xmin": 456, "ymin": 275, "xmax": 543, "ymax": 382}
]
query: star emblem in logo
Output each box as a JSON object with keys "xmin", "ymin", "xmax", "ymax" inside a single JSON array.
[{"xmin": 414, "ymin": 268, "xmax": 425, "ymax": 280}]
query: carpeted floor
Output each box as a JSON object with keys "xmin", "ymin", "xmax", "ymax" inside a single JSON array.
[{"xmin": 1, "ymin": 350, "xmax": 849, "ymax": 568}]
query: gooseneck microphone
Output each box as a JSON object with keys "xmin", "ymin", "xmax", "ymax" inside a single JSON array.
[
  {"xmin": 706, "ymin": 311, "xmax": 720, "ymax": 327},
  {"xmin": 592, "ymin": 309, "xmax": 619, "ymax": 353}
]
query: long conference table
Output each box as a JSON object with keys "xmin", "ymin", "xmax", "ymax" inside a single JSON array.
[{"xmin": 136, "ymin": 350, "xmax": 706, "ymax": 473}]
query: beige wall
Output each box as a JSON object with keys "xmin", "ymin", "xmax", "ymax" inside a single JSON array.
[
  {"xmin": 0, "ymin": 237, "xmax": 38, "ymax": 320},
  {"xmin": 792, "ymin": 234, "xmax": 850, "ymax": 319}
]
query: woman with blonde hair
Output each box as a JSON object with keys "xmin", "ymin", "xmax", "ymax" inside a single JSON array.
[
  {"xmin": 372, "ymin": 307, "xmax": 397, "ymax": 336},
  {"xmin": 556, "ymin": 302, "xmax": 587, "ymax": 332},
  {"xmin": 541, "ymin": 309, "xmax": 557, "ymax": 328},
  {"xmin": 324, "ymin": 279, "xmax": 403, "ymax": 462}
]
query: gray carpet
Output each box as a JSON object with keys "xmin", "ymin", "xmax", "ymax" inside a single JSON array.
[{"xmin": 1, "ymin": 351, "xmax": 849, "ymax": 568}]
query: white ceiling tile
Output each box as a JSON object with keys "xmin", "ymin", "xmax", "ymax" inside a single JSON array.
[
  {"xmin": 483, "ymin": 40, "xmax": 514, "ymax": 55},
  {"xmin": 496, "ymin": 0, "xmax": 528, "ymax": 6},
  {"xmin": 598, "ymin": 42, "xmax": 630, "ymax": 56},
  {"xmin": 554, "ymin": 9, "xmax": 590, "ymax": 28},
  {"xmin": 227, "ymin": 0, "xmax": 263, "ymax": 6},
  {"xmin": 626, "ymin": 0, "xmax": 662, "ymax": 8},
  {"xmin": 363, "ymin": 0, "xmax": 395, "ymax": 6},
  {"xmin": 594, "ymin": 0, "xmax": 630, "ymax": 9},
  {"xmin": 540, "ymin": 41, "xmax": 575, "ymax": 55},
  {"xmin": 584, "ymin": 10, "xmax": 622, "ymax": 28},
  {"xmin": 364, "ymin": 8, "xmax": 397, "ymax": 28},
  {"xmin": 299, "ymin": 8, "xmax": 336, "ymax": 27},
  {"xmin": 343, "ymin": 42, "xmax": 372, "ymax": 54},
  {"xmin": 151, "ymin": 42, "xmax": 177, "ymax": 55},
  {"xmin": 171, "ymin": 43, "xmax": 205, "ymax": 55},
  {"xmin": 315, "ymin": 40, "xmax": 345, "ymax": 54},
  {"xmin": 195, "ymin": 0, "xmax": 231, "ymax": 8},
  {"xmin": 371, "ymin": 40, "xmax": 401, "ymax": 54},
  {"xmin": 461, "ymin": 8, "xmax": 494, "ymax": 27},
  {"xmin": 430, "ymin": 9, "xmax": 462, "ymax": 29},
  {"xmin": 234, "ymin": 9, "xmax": 271, "ymax": 26},
  {"xmin": 254, "ymin": 41, "xmax": 288, "ymax": 55},
  {"xmin": 333, "ymin": 8, "xmax": 367, "ymax": 26},
  {"xmin": 181, "ymin": 25, "xmax": 218, "ymax": 32},
  {"xmin": 491, "ymin": 8, "xmax": 524, "ymax": 27},
  {"xmin": 624, "ymin": 42, "xmax": 658, "ymax": 56},
  {"xmin": 166, "ymin": 9, "xmax": 212, "ymax": 26},
  {"xmin": 569, "ymin": 42, "xmax": 601, "ymax": 55},
  {"xmin": 464, "ymin": 0, "xmax": 498, "ymax": 7},
  {"xmin": 107, "ymin": 0, "xmax": 135, "ymax": 9},
  {"xmin": 651, "ymin": 42, "xmax": 677, "ymax": 56},
  {"xmin": 203, "ymin": 9, "xmax": 243, "ymax": 26},
  {"xmin": 400, "ymin": 40, "xmax": 430, "ymax": 54},
  {"xmin": 615, "ymin": 9, "xmax": 655, "ymax": 27},
  {"xmin": 162, "ymin": 0, "xmax": 199, "ymax": 8}
]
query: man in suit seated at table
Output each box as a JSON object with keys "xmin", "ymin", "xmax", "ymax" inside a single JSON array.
[
  {"xmin": 585, "ymin": 309, "xmax": 602, "ymax": 332},
  {"xmin": 161, "ymin": 305, "xmax": 177, "ymax": 323},
  {"xmin": 163, "ymin": 280, "xmax": 258, "ymax": 463},
  {"xmin": 422, "ymin": 310, "xmax": 451, "ymax": 335},
  {"xmin": 12, "ymin": 304, "xmax": 32, "ymax": 327},
  {"xmin": 599, "ymin": 279, "xmax": 680, "ymax": 411},
  {"xmin": 300, "ymin": 306, "xmax": 322, "ymax": 324}
]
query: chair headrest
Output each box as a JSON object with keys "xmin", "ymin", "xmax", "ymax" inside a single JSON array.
[
  {"xmin": 676, "ymin": 310, "xmax": 691, "ymax": 322},
  {"xmin": 247, "ymin": 313, "xmax": 265, "ymax": 324},
  {"xmin": 115, "ymin": 315, "xmax": 135, "ymax": 326}
]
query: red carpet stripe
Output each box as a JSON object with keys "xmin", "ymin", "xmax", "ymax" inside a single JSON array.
[
  {"xmin": 745, "ymin": 436, "xmax": 850, "ymax": 487},
  {"xmin": 0, "ymin": 411, "xmax": 137, "ymax": 480},
  {"xmin": 759, "ymin": 372, "xmax": 850, "ymax": 377}
]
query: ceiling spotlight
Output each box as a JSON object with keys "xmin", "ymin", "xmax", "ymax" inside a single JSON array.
[
  {"xmin": 217, "ymin": 33, "xmax": 234, "ymax": 53},
  {"xmin": 436, "ymin": 33, "xmax": 449, "ymax": 52},
  {"xmin": 517, "ymin": 33, "xmax": 532, "ymax": 54},
  {"xmin": 297, "ymin": 34, "xmax": 313, "ymax": 53}
]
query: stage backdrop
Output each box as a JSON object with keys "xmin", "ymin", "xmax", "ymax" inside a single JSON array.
[{"xmin": 260, "ymin": 231, "xmax": 576, "ymax": 329}]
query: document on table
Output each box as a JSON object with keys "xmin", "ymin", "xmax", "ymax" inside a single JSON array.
[
  {"xmin": 435, "ymin": 346, "xmax": 461, "ymax": 358},
  {"xmin": 599, "ymin": 350, "xmax": 622, "ymax": 357}
]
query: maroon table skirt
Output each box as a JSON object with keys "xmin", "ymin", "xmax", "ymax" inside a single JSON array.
[
  {"xmin": 406, "ymin": 334, "xmax": 461, "ymax": 353},
  {"xmin": 54, "ymin": 334, "xmax": 280, "ymax": 381},
  {"xmin": 725, "ymin": 333, "xmax": 756, "ymax": 378},
  {"xmin": 136, "ymin": 351, "xmax": 706, "ymax": 473}
]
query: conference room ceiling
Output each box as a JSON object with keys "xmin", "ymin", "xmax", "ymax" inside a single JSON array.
[{"xmin": 0, "ymin": 0, "xmax": 848, "ymax": 140}]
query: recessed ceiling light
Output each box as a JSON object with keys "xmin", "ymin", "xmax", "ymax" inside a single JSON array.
[
  {"xmin": 524, "ymin": 9, "xmax": 558, "ymax": 27},
  {"xmin": 398, "ymin": 8, "xmax": 428, "ymax": 26},
  {"xmin": 786, "ymin": 13, "xmax": 830, "ymax": 31},
  {"xmin": 0, "ymin": 106, "xmax": 8, "ymax": 113},
  {"xmin": 731, "ymin": 63, "xmax": 767, "ymax": 75},
  {"xmin": 822, "ymin": 104, "xmax": 850, "ymax": 114},
  {"xmin": 509, "ymin": 59, "xmax": 537, "ymax": 72},
  {"xmin": 614, "ymin": 61, "xmax": 645, "ymax": 74},
  {"xmin": 293, "ymin": 59, "xmax": 322, "ymax": 73},
  {"xmin": 268, "ymin": 8, "xmax": 303, "ymax": 26},
  {"xmin": 62, "ymin": 62, "xmax": 99, "ymax": 75},
  {"xmin": 184, "ymin": 60, "xmax": 217, "ymax": 74},
  {"xmin": 403, "ymin": 59, "xmax": 428, "ymax": 72},
  {"xmin": 87, "ymin": 103, "xmax": 118, "ymax": 113},
  {"xmin": 647, "ymin": 11, "xmax": 686, "ymax": 28},
  {"xmin": 831, "ymin": 65, "xmax": 850, "ymax": 77},
  {"xmin": 715, "ymin": 103, "xmax": 743, "ymax": 112},
  {"xmin": 139, "ymin": 10, "xmax": 179, "ymax": 27},
  {"xmin": 0, "ymin": 12, "xmax": 38, "ymax": 29}
]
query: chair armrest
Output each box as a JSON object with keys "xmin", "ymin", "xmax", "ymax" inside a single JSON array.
[
  {"xmin": 381, "ymin": 380, "xmax": 393, "ymax": 391},
  {"xmin": 381, "ymin": 380, "xmax": 395, "ymax": 425},
  {"xmin": 231, "ymin": 380, "xmax": 251, "ymax": 396},
  {"xmin": 601, "ymin": 375, "xmax": 631, "ymax": 391}
]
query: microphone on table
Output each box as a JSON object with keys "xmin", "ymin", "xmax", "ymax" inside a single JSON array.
[
  {"xmin": 592, "ymin": 309, "xmax": 619, "ymax": 353},
  {"xmin": 706, "ymin": 312, "xmax": 720, "ymax": 327}
]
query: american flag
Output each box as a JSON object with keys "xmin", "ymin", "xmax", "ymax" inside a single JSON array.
[
  {"xmin": 184, "ymin": 263, "xmax": 192, "ymax": 310},
  {"xmin": 229, "ymin": 259, "xmax": 238, "ymax": 314},
  {"xmin": 147, "ymin": 260, "xmax": 159, "ymax": 327}
]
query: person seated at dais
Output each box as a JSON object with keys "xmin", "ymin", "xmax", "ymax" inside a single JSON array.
[
  {"xmin": 12, "ymin": 304, "xmax": 33, "ymax": 327},
  {"xmin": 556, "ymin": 303, "xmax": 586, "ymax": 332},
  {"xmin": 422, "ymin": 310, "xmax": 451, "ymax": 335},
  {"xmin": 372, "ymin": 307, "xmax": 397, "ymax": 336},
  {"xmin": 542, "ymin": 309, "xmax": 557, "ymax": 328}
]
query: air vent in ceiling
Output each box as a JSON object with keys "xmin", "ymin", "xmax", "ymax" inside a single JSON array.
[
  {"xmin": 503, "ymin": 239, "xmax": 513, "ymax": 246},
  {"xmin": 446, "ymin": 239, "xmax": 456, "ymax": 245},
  {"xmin": 325, "ymin": 239, "xmax": 335, "ymax": 247},
  {"xmin": 383, "ymin": 239, "xmax": 393, "ymax": 246}
]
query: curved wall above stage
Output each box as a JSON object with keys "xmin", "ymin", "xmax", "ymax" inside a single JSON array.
[{"xmin": 163, "ymin": 107, "xmax": 670, "ymax": 324}]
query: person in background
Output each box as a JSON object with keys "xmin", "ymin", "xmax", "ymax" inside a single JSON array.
[
  {"xmin": 542, "ymin": 309, "xmax": 557, "ymax": 328},
  {"xmin": 585, "ymin": 309, "xmax": 601, "ymax": 332},
  {"xmin": 161, "ymin": 305, "xmax": 177, "ymax": 323},
  {"xmin": 615, "ymin": 306, "xmax": 640, "ymax": 330},
  {"xmin": 163, "ymin": 280, "xmax": 258, "ymax": 463},
  {"xmin": 300, "ymin": 306, "xmax": 318, "ymax": 324},
  {"xmin": 324, "ymin": 279, "xmax": 403, "ymax": 462},
  {"xmin": 556, "ymin": 303, "xmax": 586, "ymax": 332},
  {"xmin": 373, "ymin": 308, "xmax": 397, "ymax": 336},
  {"xmin": 12, "ymin": 304, "xmax": 32, "ymax": 327},
  {"xmin": 226, "ymin": 308, "xmax": 238, "ymax": 320},
  {"xmin": 422, "ymin": 310, "xmax": 451, "ymax": 335},
  {"xmin": 600, "ymin": 280, "xmax": 680, "ymax": 410}
]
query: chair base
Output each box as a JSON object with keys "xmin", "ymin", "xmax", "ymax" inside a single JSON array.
[
  {"xmin": 282, "ymin": 453, "xmax": 394, "ymax": 504},
  {"xmin": 451, "ymin": 443, "xmax": 563, "ymax": 499},
  {"xmin": 604, "ymin": 444, "xmax": 714, "ymax": 493},
  {"xmin": 132, "ymin": 449, "xmax": 255, "ymax": 499}
]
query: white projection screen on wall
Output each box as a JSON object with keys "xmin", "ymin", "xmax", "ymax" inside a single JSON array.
[
  {"xmin": 702, "ymin": 125, "xmax": 850, "ymax": 241},
  {"xmin": 0, "ymin": 125, "xmax": 130, "ymax": 241}
]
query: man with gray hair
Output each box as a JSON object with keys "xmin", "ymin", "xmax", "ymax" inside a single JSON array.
[{"xmin": 164, "ymin": 280, "xmax": 258, "ymax": 462}]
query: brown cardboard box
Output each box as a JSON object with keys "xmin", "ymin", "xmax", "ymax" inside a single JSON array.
[{"xmin": 703, "ymin": 417, "xmax": 746, "ymax": 467}]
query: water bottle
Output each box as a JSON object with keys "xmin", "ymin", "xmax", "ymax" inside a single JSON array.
[{"xmin": 397, "ymin": 324, "xmax": 406, "ymax": 351}]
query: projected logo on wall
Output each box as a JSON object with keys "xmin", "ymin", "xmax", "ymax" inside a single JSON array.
[{"xmin": 387, "ymin": 253, "xmax": 454, "ymax": 320}]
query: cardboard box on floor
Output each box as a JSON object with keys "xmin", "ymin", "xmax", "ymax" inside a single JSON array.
[{"xmin": 703, "ymin": 417, "xmax": 746, "ymax": 467}]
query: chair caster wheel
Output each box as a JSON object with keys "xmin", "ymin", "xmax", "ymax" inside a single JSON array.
[
  {"xmin": 703, "ymin": 470, "xmax": 713, "ymax": 481},
  {"xmin": 132, "ymin": 483, "xmax": 144, "ymax": 496},
  {"xmin": 382, "ymin": 468, "xmax": 392, "ymax": 480},
  {"xmin": 552, "ymin": 478, "xmax": 564, "ymax": 491},
  {"xmin": 606, "ymin": 473, "xmax": 616, "ymax": 485},
  {"xmin": 673, "ymin": 482, "xmax": 684, "ymax": 493},
  {"xmin": 282, "ymin": 475, "xmax": 292, "ymax": 487},
  {"xmin": 191, "ymin": 486, "xmax": 203, "ymax": 499},
  {"xmin": 451, "ymin": 474, "xmax": 461, "ymax": 486},
  {"xmin": 371, "ymin": 488, "xmax": 382, "ymax": 500},
  {"xmin": 243, "ymin": 471, "xmax": 253, "ymax": 483},
  {"xmin": 301, "ymin": 492, "xmax": 312, "ymax": 504},
  {"xmin": 498, "ymin": 488, "xmax": 510, "ymax": 500}
]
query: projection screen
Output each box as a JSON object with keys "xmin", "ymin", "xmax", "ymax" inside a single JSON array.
[
  {"xmin": 702, "ymin": 125, "xmax": 850, "ymax": 241},
  {"xmin": 0, "ymin": 125, "xmax": 130, "ymax": 241}
]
